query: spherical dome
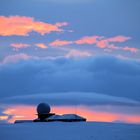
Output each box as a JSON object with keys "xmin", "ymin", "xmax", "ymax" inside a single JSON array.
[{"xmin": 37, "ymin": 103, "xmax": 51, "ymax": 114}]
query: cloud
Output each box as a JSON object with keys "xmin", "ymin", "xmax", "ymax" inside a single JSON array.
[
  {"xmin": 65, "ymin": 49, "xmax": 92, "ymax": 58},
  {"xmin": 95, "ymin": 36, "xmax": 138, "ymax": 52},
  {"xmin": 74, "ymin": 35, "xmax": 130, "ymax": 46},
  {"xmin": 49, "ymin": 39, "xmax": 73, "ymax": 47},
  {"xmin": 49, "ymin": 35, "xmax": 138, "ymax": 53},
  {"xmin": 0, "ymin": 116, "xmax": 8, "ymax": 121},
  {"xmin": 1, "ymin": 92, "xmax": 139, "ymax": 106},
  {"xmin": 95, "ymin": 36, "xmax": 131, "ymax": 49},
  {"xmin": 9, "ymin": 37, "xmax": 137, "ymax": 53},
  {"xmin": 0, "ymin": 55, "xmax": 140, "ymax": 101},
  {"xmin": 2, "ymin": 53, "xmax": 30, "ymax": 63},
  {"xmin": 0, "ymin": 55, "xmax": 140, "ymax": 124},
  {"xmin": 1, "ymin": 91, "xmax": 140, "ymax": 123},
  {"xmin": 1, "ymin": 93, "xmax": 140, "ymax": 123},
  {"xmin": 123, "ymin": 46, "xmax": 138, "ymax": 53},
  {"xmin": 0, "ymin": 16, "xmax": 68, "ymax": 36},
  {"xmin": 35, "ymin": 43, "xmax": 48, "ymax": 49},
  {"xmin": 107, "ymin": 36, "xmax": 131, "ymax": 42},
  {"xmin": 107, "ymin": 45, "xmax": 138, "ymax": 53},
  {"xmin": 75, "ymin": 36, "xmax": 100, "ymax": 45},
  {"xmin": 96, "ymin": 39, "xmax": 108, "ymax": 48},
  {"xmin": 11, "ymin": 43, "xmax": 48, "ymax": 50},
  {"xmin": 10, "ymin": 43, "xmax": 30, "ymax": 50}
]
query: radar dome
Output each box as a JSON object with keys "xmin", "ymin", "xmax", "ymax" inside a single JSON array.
[{"xmin": 37, "ymin": 103, "xmax": 51, "ymax": 114}]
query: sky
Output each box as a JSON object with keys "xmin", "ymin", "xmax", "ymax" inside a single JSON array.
[{"xmin": 0, "ymin": 0, "xmax": 140, "ymax": 124}]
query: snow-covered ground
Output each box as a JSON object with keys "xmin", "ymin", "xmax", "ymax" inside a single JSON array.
[{"xmin": 0, "ymin": 122, "xmax": 140, "ymax": 140}]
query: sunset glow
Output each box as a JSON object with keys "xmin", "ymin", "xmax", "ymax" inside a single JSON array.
[{"xmin": 2, "ymin": 105, "xmax": 140, "ymax": 124}]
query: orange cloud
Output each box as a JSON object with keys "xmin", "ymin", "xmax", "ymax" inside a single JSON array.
[
  {"xmin": 65, "ymin": 49, "xmax": 92, "ymax": 58},
  {"xmin": 0, "ymin": 16, "xmax": 68, "ymax": 36},
  {"xmin": 35, "ymin": 43, "xmax": 48, "ymax": 49},
  {"xmin": 75, "ymin": 36, "xmax": 100, "ymax": 45},
  {"xmin": 2, "ymin": 105, "xmax": 140, "ymax": 124},
  {"xmin": 50, "ymin": 39, "xmax": 73, "ymax": 47},
  {"xmin": 0, "ymin": 115, "xmax": 8, "ymax": 120}
]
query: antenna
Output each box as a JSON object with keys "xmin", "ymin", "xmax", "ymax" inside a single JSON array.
[{"xmin": 74, "ymin": 98, "xmax": 78, "ymax": 115}]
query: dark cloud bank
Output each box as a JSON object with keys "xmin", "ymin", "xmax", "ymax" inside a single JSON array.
[{"xmin": 0, "ymin": 55, "xmax": 140, "ymax": 103}]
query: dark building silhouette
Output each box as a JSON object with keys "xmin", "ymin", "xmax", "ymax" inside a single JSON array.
[
  {"xmin": 15, "ymin": 102, "xmax": 86, "ymax": 123},
  {"xmin": 34, "ymin": 103, "xmax": 55, "ymax": 122}
]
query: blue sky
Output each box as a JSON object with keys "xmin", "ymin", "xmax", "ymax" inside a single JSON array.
[
  {"xmin": 0, "ymin": 0, "xmax": 140, "ymax": 60},
  {"xmin": 0, "ymin": 0, "xmax": 140, "ymax": 123}
]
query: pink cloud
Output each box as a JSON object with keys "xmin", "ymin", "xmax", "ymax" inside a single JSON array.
[
  {"xmin": 75, "ymin": 36, "xmax": 100, "ymax": 45},
  {"xmin": 96, "ymin": 40, "xmax": 108, "ymax": 48},
  {"xmin": 107, "ymin": 36, "xmax": 131, "ymax": 42},
  {"xmin": 65, "ymin": 49, "xmax": 92, "ymax": 58},
  {"xmin": 11, "ymin": 43, "xmax": 30, "ymax": 50},
  {"xmin": 35, "ymin": 43, "xmax": 48, "ymax": 49},
  {"xmin": 107, "ymin": 44, "xmax": 120, "ymax": 50},
  {"xmin": 107, "ymin": 45, "xmax": 138, "ymax": 53},
  {"xmin": 96, "ymin": 36, "xmax": 131, "ymax": 48},
  {"xmin": 48, "ymin": 35, "xmax": 132, "ymax": 50},
  {"xmin": 93, "ymin": 36, "xmax": 138, "ymax": 53},
  {"xmin": 74, "ymin": 35, "xmax": 131, "ymax": 46},
  {"xmin": 73, "ymin": 35, "xmax": 132, "ymax": 50},
  {"xmin": 0, "ymin": 16, "xmax": 68, "ymax": 36},
  {"xmin": 123, "ymin": 46, "xmax": 138, "ymax": 53},
  {"xmin": 50, "ymin": 39, "xmax": 73, "ymax": 47}
]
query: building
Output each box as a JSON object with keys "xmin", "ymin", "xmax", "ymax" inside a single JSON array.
[{"xmin": 15, "ymin": 103, "xmax": 86, "ymax": 123}]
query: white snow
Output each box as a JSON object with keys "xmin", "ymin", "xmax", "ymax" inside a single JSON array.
[
  {"xmin": 0, "ymin": 122, "xmax": 140, "ymax": 140},
  {"xmin": 60, "ymin": 114, "xmax": 85, "ymax": 119},
  {"xmin": 48, "ymin": 114, "xmax": 86, "ymax": 120},
  {"xmin": 48, "ymin": 114, "xmax": 61, "ymax": 119}
]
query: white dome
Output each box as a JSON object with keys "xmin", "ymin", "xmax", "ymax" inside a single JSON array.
[{"xmin": 37, "ymin": 103, "xmax": 51, "ymax": 114}]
